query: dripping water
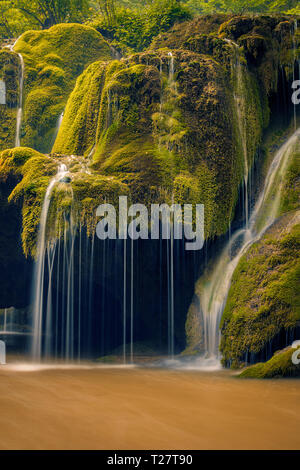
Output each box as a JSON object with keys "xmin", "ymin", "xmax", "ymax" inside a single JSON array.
[
  {"xmin": 196, "ymin": 127, "xmax": 300, "ymax": 366},
  {"xmin": 225, "ymin": 39, "xmax": 249, "ymax": 228}
]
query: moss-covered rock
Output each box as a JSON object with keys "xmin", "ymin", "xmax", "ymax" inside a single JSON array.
[
  {"xmin": 14, "ymin": 23, "xmax": 112, "ymax": 153},
  {"xmin": 0, "ymin": 147, "xmax": 129, "ymax": 257},
  {"xmin": 220, "ymin": 212, "xmax": 300, "ymax": 368},
  {"xmin": 52, "ymin": 42, "xmax": 264, "ymax": 238},
  {"xmin": 238, "ymin": 345, "xmax": 300, "ymax": 378},
  {"xmin": 0, "ymin": 48, "xmax": 20, "ymax": 150}
]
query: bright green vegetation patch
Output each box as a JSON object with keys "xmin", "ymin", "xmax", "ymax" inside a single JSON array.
[
  {"xmin": 239, "ymin": 346, "xmax": 300, "ymax": 378},
  {"xmin": 2, "ymin": 15, "xmax": 298, "ymax": 260},
  {"xmin": 0, "ymin": 49, "xmax": 19, "ymax": 150},
  {"xmin": 14, "ymin": 23, "xmax": 112, "ymax": 153},
  {"xmin": 220, "ymin": 215, "xmax": 300, "ymax": 368},
  {"xmin": 88, "ymin": 0, "xmax": 192, "ymax": 54}
]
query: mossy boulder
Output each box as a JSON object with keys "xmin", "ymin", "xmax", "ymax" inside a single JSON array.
[
  {"xmin": 219, "ymin": 15, "xmax": 297, "ymax": 93},
  {"xmin": 53, "ymin": 41, "xmax": 264, "ymax": 239},
  {"xmin": 0, "ymin": 147, "xmax": 129, "ymax": 257},
  {"xmin": 238, "ymin": 345, "xmax": 300, "ymax": 378},
  {"xmin": 220, "ymin": 213, "xmax": 300, "ymax": 368},
  {"xmin": 14, "ymin": 23, "xmax": 112, "ymax": 153},
  {"xmin": 0, "ymin": 49, "xmax": 20, "ymax": 150}
]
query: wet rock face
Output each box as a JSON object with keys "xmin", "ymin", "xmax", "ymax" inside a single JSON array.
[
  {"xmin": 239, "ymin": 344, "xmax": 300, "ymax": 378},
  {"xmin": 0, "ymin": 14, "xmax": 298, "ymax": 356}
]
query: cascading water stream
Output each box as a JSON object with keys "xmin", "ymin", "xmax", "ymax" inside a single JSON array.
[
  {"xmin": 31, "ymin": 163, "xmax": 68, "ymax": 359},
  {"xmin": 8, "ymin": 39, "xmax": 25, "ymax": 147},
  {"xmin": 15, "ymin": 52, "xmax": 24, "ymax": 147},
  {"xmin": 197, "ymin": 127, "xmax": 300, "ymax": 365}
]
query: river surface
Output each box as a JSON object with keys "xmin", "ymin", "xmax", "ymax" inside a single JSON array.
[{"xmin": 0, "ymin": 361, "xmax": 299, "ymax": 450}]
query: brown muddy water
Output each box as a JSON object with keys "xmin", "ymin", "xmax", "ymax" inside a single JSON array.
[{"xmin": 0, "ymin": 361, "xmax": 299, "ymax": 450}]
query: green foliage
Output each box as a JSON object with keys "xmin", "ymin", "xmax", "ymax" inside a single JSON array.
[
  {"xmin": 279, "ymin": 150, "xmax": 300, "ymax": 214},
  {"xmin": 88, "ymin": 0, "xmax": 192, "ymax": 52},
  {"xmin": 184, "ymin": 0, "xmax": 300, "ymax": 15},
  {"xmin": 0, "ymin": 1, "xmax": 33, "ymax": 39},
  {"xmin": 53, "ymin": 47, "xmax": 246, "ymax": 234},
  {"xmin": 0, "ymin": 146, "xmax": 128, "ymax": 256},
  {"xmin": 12, "ymin": 0, "xmax": 90, "ymax": 28}
]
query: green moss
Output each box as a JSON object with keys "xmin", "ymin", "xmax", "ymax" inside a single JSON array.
[
  {"xmin": 239, "ymin": 346, "xmax": 300, "ymax": 378},
  {"xmin": 14, "ymin": 23, "xmax": 112, "ymax": 153},
  {"xmin": 0, "ymin": 147, "xmax": 56, "ymax": 256},
  {"xmin": 53, "ymin": 45, "xmax": 262, "ymax": 238},
  {"xmin": 279, "ymin": 149, "xmax": 300, "ymax": 214},
  {"xmin": 220, "ymin": 215, "xmax": 300, "ymax": 368},
  {"xmin": 0, "ymin": 146, "xmax": 129, "ymax": 257}
]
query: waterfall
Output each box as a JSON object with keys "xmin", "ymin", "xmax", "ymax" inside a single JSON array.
[
  {"xmin": 293, "ymin": 20, "xmax": 298, "ymax": 131},
  {"xmin": 9, "ymin": 41, "xmax": 25, "ymax": 148},
  {"xmin": 130, "ymin": 234, "xmax": 134, "ymax": 363},
  {"xmin": 31, "ymin": 163, "xmax": 68, "ymax": 359},
  {"xmin": 197, "ymin": 127, "xmax": 300, "ymax": 364}
]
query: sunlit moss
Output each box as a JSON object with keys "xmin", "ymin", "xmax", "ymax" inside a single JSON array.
[
  {"xmin": 14, "ymin": 23, "xmax": 112, "ymax": 153},
  {"xmin": 0, "ymin": 146, "xmax": 129, "ymax": 257}
]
